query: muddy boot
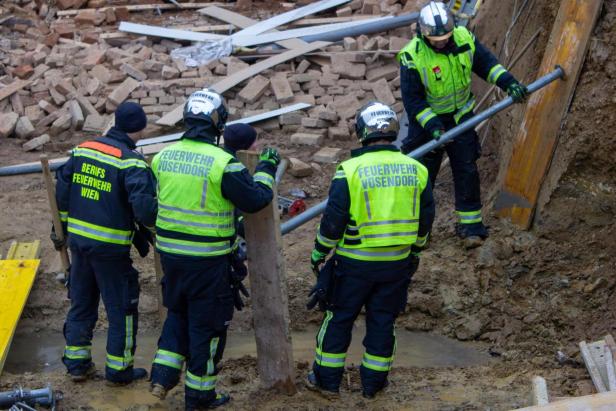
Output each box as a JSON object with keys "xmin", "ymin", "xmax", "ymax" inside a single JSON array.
[
  {"xmin": 306, "ymin": 372, "xmax": 340, "ymax": 400},
  {"xmin": 456, "ymin": 223, "xmax": 488, "ymax": 249},
  {"xmin": 69, "ymin": 362, "xmax": 96, "ymax": 383},
  {"xmin": 150, "ymin": 383, "xmax": 167, "ymax": 400},
  {"xmin": 106, "ymin": 368, "xmax": 148, "ymax": 386},
  {"xmin": 186, "ymin": 393, "xmax": 231, "ymax": 410},
  {"xmin": 362, "ymin": 380, "xmax": 389, "ymax": 400}
]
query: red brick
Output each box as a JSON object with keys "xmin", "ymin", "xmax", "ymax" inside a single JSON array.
[{"xmin": 13, "ymin": 65, "xmax": 34, "ymax": 79}]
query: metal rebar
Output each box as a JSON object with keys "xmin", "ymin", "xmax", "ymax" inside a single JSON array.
[{"xmin": 280, "ymin": 66, "xmax": 565, "ymax": 235}]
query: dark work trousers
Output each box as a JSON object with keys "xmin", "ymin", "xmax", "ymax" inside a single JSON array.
[
  {"xmin": 62, "ymin": 245, "xmax": 140, "ymax": 383},
  {"xmin": 150, "ymin": 253, "xmax": 233, "ymax": 409},
  {"xmin": 402, "ymin": 112, "xmax": 483, "ymax": 216},
  {"xmin": 312, "ymin": 255, "xmax": 418, "ymax": 394}
]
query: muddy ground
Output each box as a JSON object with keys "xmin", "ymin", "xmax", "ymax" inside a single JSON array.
[{"xmin": 1, "ymin": 0, "xmax": 616, "ymax": 410}]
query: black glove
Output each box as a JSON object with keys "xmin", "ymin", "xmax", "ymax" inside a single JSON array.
[
  {"xmin": 230, "ymin": 248, "xmax": 249, "ymax": 311},
  {"xmin": 50, "ymin": 226, "xmax": 66, "ymax": 251},
  {"xmin": 132, "ymin": 223, "xmax": 153, "ymax": 258},
  {"xmin": 306, "ymin": 285, "xmax": 327, "ymax": 311},
  {"xmin": 306, "ymin": 258, "xmax": 335, "ymax": 311},
  {"xmin": 507, "ymin": 80, "xmax": 529, "ymax": 103}
]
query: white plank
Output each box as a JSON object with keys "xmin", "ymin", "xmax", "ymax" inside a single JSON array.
[
  {"xmin": 580, "ymin": 341, "xmax": 608, "ymax": 393},
  {"xmin": 199, "ymin": 6, "xmax": 307, "ymax": 49},
  {"xmin": 230, "ymin": 0, "xmax": 350, "ymax": 39},
  {"xmin": 137, "ymin": 103, "xmax": 311, "ymax": 147},
  {"xmin": 531, "ymin": 376, "xmax": 550, "ymax": 406},
  {"xmin": 232, "ymin": 16, "xmax": 392, "ymax": 48},
  {"xmin": 604, "ymin": 345, "xmax": 616, "ymax": 391},
  {"xmin": 157, "ymin": 41, "xmax": 330, "ymax": 126},
  {"xmin": 118, "ymin": 22, "xmax": 225, "ymax": 42}
]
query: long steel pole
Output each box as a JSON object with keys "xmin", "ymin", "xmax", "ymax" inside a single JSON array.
[{"xmin": 280, "ymin": 66, "xmax": 565, "ymax": 235}]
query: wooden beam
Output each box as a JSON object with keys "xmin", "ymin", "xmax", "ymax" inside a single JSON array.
[
  {"xmin": 512, "ymin": 390, "xmax": 616, "ymax": 410},
  {"xmin": 156, "ymin": 41, "xmax": 330, "ymax": 126},
  {"xmin": 494, "ymin": 0, "xmax": 604, "ymax": 229},
  {"xmin": 237, "ymin": 151, "xmax": 296, "ymax": 394},
  {"xmin": 56, "ymin": 3, "xmax": 231, "ymax": 17}
]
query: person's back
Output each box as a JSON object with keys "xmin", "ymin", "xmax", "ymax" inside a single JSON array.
[
  {"xmin": 54, "ymin": 102, "xmax": 157, "ymax": 385},
  {"xmin": 307, "ymin": 102, "xmax": 435, "ymax": 399},
  {"xmin": 148, "ymin": 89, "xmax": 281, "ymax": 409},
  {"xmin": 153, "ymin": 138, "xmax": 236, "ymax": 257}
]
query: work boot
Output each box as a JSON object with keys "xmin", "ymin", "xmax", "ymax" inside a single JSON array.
[
  {"xmin": 106, "ymin": 367, "xmax": 149, "ymax": 386},
  {"xmin": 306, "ymin": 372, "xmax": 340, "ymax": 400},
  {"xmin": 456, "ymin": 223, "xmax": 488, "ymax": 249},
  {"xmin": 150, "ymin": 383, "xmax": 167, "ymax": 400},
  {"xmin": 362, "ymin": 380, "xmax": 389, "ymax": 400},
  {"xmin": 186, "ymin": 393, "xmax": 231, "ymax": 410},
  {"xmin": 69, "ymin": 362, "xmax": 97, "ymax": 382}
]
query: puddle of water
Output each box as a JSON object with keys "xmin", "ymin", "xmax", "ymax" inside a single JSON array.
[{"xmin": 5, "ymin": 324, "xmax": 490, "ymax": 375}]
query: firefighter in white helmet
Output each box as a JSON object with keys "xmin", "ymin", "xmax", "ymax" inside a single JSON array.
[{"xmin": 398, "ymin": 1, "xmax": 528, "ymax": 248}]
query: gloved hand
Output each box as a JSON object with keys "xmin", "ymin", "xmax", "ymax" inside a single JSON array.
[
  {"xmin": 310, "ymin": 249, "xmax": 327, "ymax": 276},
  {"xmin": 229, "ymin": 262, "xmax": 249, "ymax": 311},
  {"xmin": 507, "ymin": 81, "xmax": 529, "ymax": 103},
  {"xmin": 50, "ymin": 228, "xmax": 66, "ymax": 251},
  {"xmin": 431, "ymin": 129, "xmax": 445, "ymax": 140},
  {"xmin": 259, "ymin": 147, "xmax": 281, "ymax": 167},
  {"xmin": 306, "ymin": 285, "xmax": 327, "ymax": 311}
]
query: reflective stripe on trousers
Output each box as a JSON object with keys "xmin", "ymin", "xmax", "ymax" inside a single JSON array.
[
  {"xmin": 185, "ymin": 371, "xmax": 217, "ymax": 391},
  {"xmin": 106, "ymin": 315, "xmax": 134, "ymax": 371},
  {"xmin": 153, "ymin": 349, "xmax": 185, "ymax": 370},
  {"xmin": 361, "ymin": 352, "xmax": 394, "ymax": 372},
  {"xmin": 64, "ymin": 345, "xmax": 92, "ymax": 360}
]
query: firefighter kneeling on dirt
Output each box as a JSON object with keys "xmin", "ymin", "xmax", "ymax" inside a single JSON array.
[
  {"xmin": 53, "ymin": 102, "xmax": 158, "ymax": 384},
  {"xmin": 307, "ymin": 102, "xmax": 436, "ymax": 399},
  {"xmin": 398, "ymin": 1, "xmax": 529, "ymax": 248},
  {"xmin": 148, "ymin": 89, "xmax": 280, "ymax": 410}
]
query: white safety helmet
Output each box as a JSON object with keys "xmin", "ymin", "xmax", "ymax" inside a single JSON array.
[
  {"xmin": 418, "ymin": 1, "xmax": 455, "ymax": 41},
  {"xmin": 354, "ymin": 101, "xmax": 399, "ymax": 144}
]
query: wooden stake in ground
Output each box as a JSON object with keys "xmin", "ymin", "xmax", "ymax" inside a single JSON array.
[
  {"xmin": 40, "ymin": 155, "xmax": 70, "ymax": 276},
  {"xmin": 237, "ymin": 151, "xmax": 296, "ymax": 394},
  {"xmin": 495, "ymin": 0, "xmax": 604, "ymax": 229}
]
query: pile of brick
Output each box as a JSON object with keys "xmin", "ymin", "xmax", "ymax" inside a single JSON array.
[{"xmin": 0, "ymin": 0, "xmax": 413, "ymax": 162}]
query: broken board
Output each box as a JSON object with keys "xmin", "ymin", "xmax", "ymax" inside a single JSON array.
[
  {"xmin": 0, "ymin": 241, "xmax": 41, "ymax": 376},
  {"xmin": 156, "ymin": 41, "xmax": 330, "ymax": 126}
]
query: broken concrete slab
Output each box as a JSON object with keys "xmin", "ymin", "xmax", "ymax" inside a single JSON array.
[
  {"xmin": 121, "ymin": 63, "xmax": 148, "ymax": 81},
  {"xmin": 366, "ymin": 65, "xmax": 399, "ymax": 82},
  {"xmin": 291, "ymin": 132, "xmax": 324, "ymax": 146},
  {"xmin": 288, "ymin": 157, "xmax": 313, "ymax": 177},
  {"xmin": 270, "ymin": 73, "xmax": 294, "ymax": 103},
  {"xmin": 107, "ymin": 77, "xmax": 140, "ymax": 107},
  {"xmin": 0, "ymin": 112, "xmax": 19, "ymax": 138},
  {"xmin": 15, "ymin": 116, "xmax": 35, "ymax": 139},
  {"xmin": 313, "ymin": 147, "xmax": 343, "ymax": 163},
  {"xmin": 238, "ymin": 75, "xmax": 271, "ymax": 104},
  {"xmin": 371, "ymin": 78, "xmax": 396, "ymax": 105},
  {"xmin": 50, "ymin": 112, "xmax": 73, "ymax": 136},
  {"xmin": 22, "ymin": 134, "xmax": 50, "ymax": 151},
  {"xmin": 67, "ymin": 100, "xmax": 84, "ymax": 130}
]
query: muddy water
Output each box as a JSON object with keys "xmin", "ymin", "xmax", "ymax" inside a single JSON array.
[{"xmin": 5, "ymin": 325, "xmax": 490, "ymax": 375}]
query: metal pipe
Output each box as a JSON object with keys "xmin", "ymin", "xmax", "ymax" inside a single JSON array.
[
  {"xmin": 298, "ymin": 12, "xmax": 419, "ymax": 43},
  {"xmin": 280, "ymin": 66, "xmax": 565, "ymax": 235},
  {"xmin": 275, "ymin": 158, "xmax": 289, "ymax": 185}
]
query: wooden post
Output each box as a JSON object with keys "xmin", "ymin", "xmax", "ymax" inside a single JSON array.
[
  {"xmin": 237, "ymin": 151, "xmax": 296, "ymax": 394},
  {"xmin": 494, "ymin": 0, "xmax": 604, "ymax": 229},
  {"xmin": 154, "ymin": 251, "xmax": 166, "ymax": 322},
  {"xmin": 40, "ymin": 155, "xmax": 71, "ymax": 275}
]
